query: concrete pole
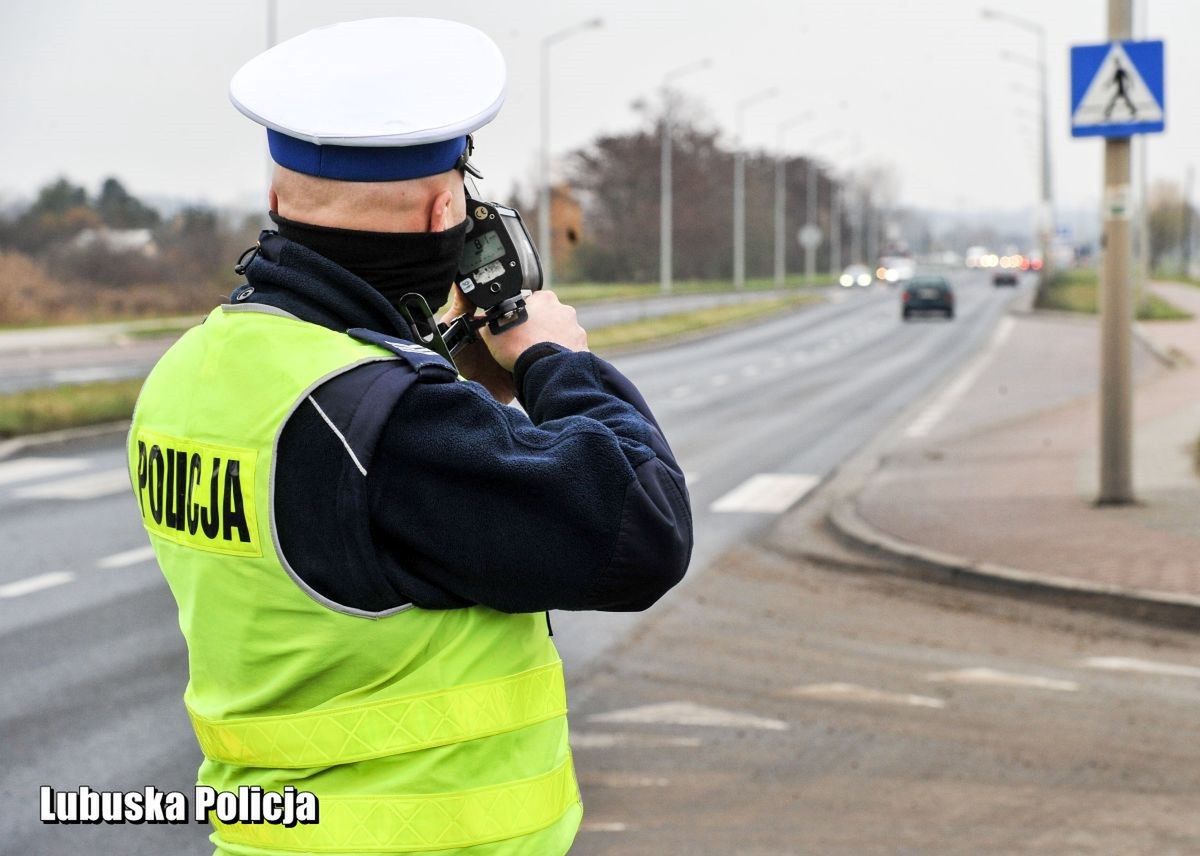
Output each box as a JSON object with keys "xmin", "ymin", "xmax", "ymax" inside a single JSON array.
[
  {"xmin": 1037, "ymin": 27, "xmax": 1055, "ymax": 289},
  {"xmin": 773, "ymin": 157, "xmax": 786, "ymax": 286},
  {"xmin": 538, "ymin": 39, "xmax": 553, "ymax": 289},
  {"xmin": 1184, "ymin": 165, "xmax": 1195, "ymax": 275},
  {"xmin": 660, "ymin": 110, "xmax": 673, "ymax": 294},
  {"xmin": 805, "ymin": 158, "xmax": 817, "ymax": 281},
  {"xmin": 830, "ymin": 183, "xmax": 842, "ymax": 277},
  {"xmin": 1098, "ymin": 0, "xmax": 1135, "ymax": 505},
  {"xmin": 1134, "ymin": 0, "xmax": 1149, "ymax": 305},
  {"xmin": 733, "ymin": 150, "xmax": 746, "ymax": 289}
]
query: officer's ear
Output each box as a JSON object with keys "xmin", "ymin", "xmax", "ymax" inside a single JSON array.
[{"xmin": 427, "ymin": 189, "xmax": 455, "ymax": 233}]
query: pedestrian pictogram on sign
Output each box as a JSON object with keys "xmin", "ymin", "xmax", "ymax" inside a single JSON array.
[{"xmin": 1070, "ymin": 40, "xmax": 1164, "ymax": 138}]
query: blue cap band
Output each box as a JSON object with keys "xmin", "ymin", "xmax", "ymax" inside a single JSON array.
[{"xmin": 267, "ymin": 130, "xmax": 467, "ymax": 181}]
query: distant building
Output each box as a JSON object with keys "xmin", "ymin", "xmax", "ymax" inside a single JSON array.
[
  {"xmin": 550, "ymin": 184, "xmax": 582, "ymax": 274},
  {"xmin": 70, "ymin": 227, "xmax": 159, "ymax": 258}
]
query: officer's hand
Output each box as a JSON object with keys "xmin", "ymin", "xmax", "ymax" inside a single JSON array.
[
  {"xmin": 481, "ymin": 291, "xmax": 589, "ymax": 372},
  {"xmin": 440, "ymin": 285, "xmax": 516, "ymax": 404}
]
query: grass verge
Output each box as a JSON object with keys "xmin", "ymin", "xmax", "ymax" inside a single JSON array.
[
  {"xmin": 556, "ymin": 275, "xmax": 827, "ymax": 305},
  {"xmin": 589, "ymin": 294, "xmax": 819, "ymax": 353},
  {"xmin": 1036, "ymin": 269, "xmax": 1193, "ymax": 321},
  {"xmin": 0, "ymin": 294, "xmax": 821, "ymax": 439},
  {"xmin": 0, "ymin": 378, "xmax": 142, "ymax": 439}
]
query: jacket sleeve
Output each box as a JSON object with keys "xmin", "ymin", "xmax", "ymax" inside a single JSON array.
[{"xmin": 367, "ymin": 346, "xmax": 693, "ymax": 613}]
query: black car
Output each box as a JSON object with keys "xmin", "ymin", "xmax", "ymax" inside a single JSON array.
[
  {"xmin": 993, "ymin": 271, "xmax": 1019, "ymax": 286},
  {"xmin": 902, "ymin": 277, "xmax": 954, "ymax": 320}
]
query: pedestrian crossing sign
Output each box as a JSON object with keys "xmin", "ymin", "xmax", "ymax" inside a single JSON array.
[{"xmin": 1070, "ymin": 40, "xmax": 1164, "ymax": 138}]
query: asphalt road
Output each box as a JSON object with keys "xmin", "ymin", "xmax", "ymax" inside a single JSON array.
[{"xmin": 2, "ymin": 270, "xmax": 1044, "ymax": 853}]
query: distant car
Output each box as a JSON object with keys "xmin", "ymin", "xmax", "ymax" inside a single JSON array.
[
  {"xmin": 993, "ymin": 271, "xmax": 1019, "ymax": 287},
  {"xmin": 902, "ymin": 276, "xmax": 954, "ymax": 320},
  {"xmin": 839, "ymin": 264, "xmax": 873, "ymax": 287},
  {"xmin": 877, "ymin": 256, "xmax": 915, "ymax": 284}
]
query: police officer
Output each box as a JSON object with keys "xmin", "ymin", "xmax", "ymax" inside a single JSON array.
[{"xmin": 128, "ymin": 17, "xmax": 691, "ymax": 856}]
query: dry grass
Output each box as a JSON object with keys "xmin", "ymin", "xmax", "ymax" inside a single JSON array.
[{"xmin": 0, "ymin": 378, "xmax": 143, "ymax": 439}]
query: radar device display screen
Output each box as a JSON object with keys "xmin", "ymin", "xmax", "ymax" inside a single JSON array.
[{"xmin": 455, "ymin": 199, "xmax": 542, "ymax": 312}]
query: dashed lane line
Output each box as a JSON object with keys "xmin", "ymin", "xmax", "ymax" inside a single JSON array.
[
  {"xmin": 581, "ymin": 822, "xmax": 630, "ymax": 833},
  {"xmin": 0, "ymin": 571, "xmax": 75, "ymax": 599},
  {"xmin": 786, "ymin": 682, "xmax": 946, "ymax": 709},
  {"xmin": 587, "ymin": 701, "xmax": 788, "ymax": 731},
  {"xmin": 0, "ymin": 456, "xmax": 88, "ymax": 486},
  {"xmin": 14, "ymin": 467, "xmax": 129, "ymax": 501},
  {"xmin": 1083, "ymin": 656, "xmax": 1200, "ymax": 679},
  {"xmin": 925, "ymin": 667, "xmax": 1079, "ymax": 692},
  {"xmin": 710, "ymin": 473, "xmax": 819, "ymax": 514},
  {"xmin": 570, "ymin": 732, "xmax": 703, "ymax": 749},
  {"xmin": 97, "ymin": 545, "xmax": 156, "ymax": 569}
]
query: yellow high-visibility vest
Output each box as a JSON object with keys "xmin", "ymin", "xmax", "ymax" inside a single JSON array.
[{"xmin": 129, "ymin": 304, "xmax": 581, "ymax": 855}]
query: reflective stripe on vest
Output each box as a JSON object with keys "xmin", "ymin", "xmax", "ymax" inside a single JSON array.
[
  {"xmin": 213, "ymin": 757, "xmax": 578, "ymax": 853},
  {"xmin": 189, "ymin": 661, "xmax": 566, "ymax": 768}
]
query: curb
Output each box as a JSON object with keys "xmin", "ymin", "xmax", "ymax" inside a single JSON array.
[
  {"xmin": 0, "ymin": 421, "xmax": 130, "ymax": 461},
  {"xmin": 827, "ymin": 478, "xmax": 1200, "ymax": 631}
]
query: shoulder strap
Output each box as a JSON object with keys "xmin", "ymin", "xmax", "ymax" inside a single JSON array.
[{"xmin": 346, "ymin": 327, "xmax": 458, "ymax": 382}]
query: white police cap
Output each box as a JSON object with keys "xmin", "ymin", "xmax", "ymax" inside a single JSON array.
[{"xmin": 230, "ymin": 17, "xmax": 505, "ymax": 181}]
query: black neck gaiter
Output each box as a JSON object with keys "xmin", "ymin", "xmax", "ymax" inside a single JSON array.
[{"xmin": 269, "ymin": 211, "xmax": 467, "ymax": 313}]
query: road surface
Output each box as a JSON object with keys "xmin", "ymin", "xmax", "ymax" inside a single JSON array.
[{"xmin": 9, "ymin": 271, "xmax": 1180, "ymax": 854}]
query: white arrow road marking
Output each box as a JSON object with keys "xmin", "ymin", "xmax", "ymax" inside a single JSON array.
[
  {"xmin": 570, "ymin": 732, "xmax": 702, "ymax": 749},
  {"xmin": 0, "ymin": 456, "xmax": 88, "ymax": 486},
  {"xmin": 925, "ymin": 667, "xmax": 1078, "ymax": 692},
  {"xmin": 0, "ymin": 571, "xmax": 75, "ymax": 599},
  {"xmin": 1082, "ymin": 657, "xmax": 1200, "ymax": 679},
  {"xmin": 97, "ymin": 545, "xmax": 156, "ymax": 569},
  {"xmin": 15, "ymin": 468, "xmax": 129, "ymax": 500},
  {"xmin": 710, "ymin": 473, "xmax": 819, "ymax": 514},
  {"xmin": 787, "ymin": 682, "xmax": 946, "ymax": 709},
  {"xmin": 588, "ymin": 701, "xmax": 788, "ymax": 731}
]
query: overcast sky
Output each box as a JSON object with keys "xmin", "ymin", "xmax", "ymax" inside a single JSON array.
[{"xmin": 0, "ymin": 0, "xmax": 1193, "ymax": 220}]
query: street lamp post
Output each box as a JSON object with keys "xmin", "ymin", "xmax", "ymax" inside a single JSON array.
[
  {"xmin": 985, "ymin": 8, "xmax": 1054, "ymax": 284},
  {"xmin": 774, "ymin": 113, "xmax": 814, "ymax": 287},
  {"xmin": 539, "ymin": 18, "xmax": 603, "ymax": 290},
  {"xmin": 660, "ymin": 58, "xmax": 713, "ymax": 294},
  {"xmin": 732, "ymin": 87, "xmax": 779, "ymax": 290},
  {"xmin": 804, "ymin": 128, "xmax": 841, "ymax": 281}
]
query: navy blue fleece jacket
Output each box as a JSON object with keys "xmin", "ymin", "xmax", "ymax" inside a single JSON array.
[{"xmin": 240, "ymin": 233, "xmax": 692, "ymax": 614}]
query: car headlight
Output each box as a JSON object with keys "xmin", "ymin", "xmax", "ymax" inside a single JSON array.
[
  {"xmin": 857, "ymin": 274, "xmax": 871, "ymax": 286},
  {"xmin": 839, "ymin": 275, "xmax": 853, "ymax": 287}
]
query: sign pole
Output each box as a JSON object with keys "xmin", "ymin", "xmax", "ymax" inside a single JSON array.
[{"xmin": 1098, "ymin": 0, "xmax": 1135, "ymax": 504}]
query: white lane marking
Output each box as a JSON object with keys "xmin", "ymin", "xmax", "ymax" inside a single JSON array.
[
  {"xmin": 741, "ymin": 364, "xmax": 761, "ymax": 378},
  {"xmin": 0, "ymin": 571, "xmax": 75, "ymax": 599},
  {"xmin": 0, "ymin": 456, "xmax": 88, "ymax": 486},
  {"xmin": 787, "ymin": 682, "xmax": 946, "ymax": 709},
  {"xmin": 905, "ymin": 315, "xmax": 1015, "ymax": 438},
  {"xmin": 15, "ymin": 468, "xmax": 129, "ymax": 500},
  {"xmin": 570, "ymin": 732, "xmax": 702, "ymax": 749},
  {"xmin": 588, "ymin": 701, "xmax": 788, "ymax": 731},
  {"xmin": 682, "ymin": 471, "xmax": 701, "ymax": 486},
  {"xmin": 50, "ymin": 367, "xmax": 123, "ymax": 384},
  {"xmin": 711, "ymin": 373, "xmax": 730, "ymax": 387},
  {"xmin": 97, "ymin": 545, "xmax": 156, "ymax": 569},
  {"xmin": 710, "ymin": 473, "xmax": 819, "ymax": 514},
  {"xmin": 769, "ymin": 356, "xmax": 786, "ymax": 369},
  {"xmin": 925, "ymin": 667, "xmax": 1078, "ymax": 692},
  {"xmin": 1083, "ymin": 657, "xmax": 1200, "ymax": 679},
  {"xmin": 586, "ymin": 773, "xmax": 670, "ymax": 788},
  {"xmin": 582, "ymin": 822, "xmax": 629, "ymax": 833},
  {"xmin": 669, "ymin": 384, "xmax": 692, "ymax": 398}
]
